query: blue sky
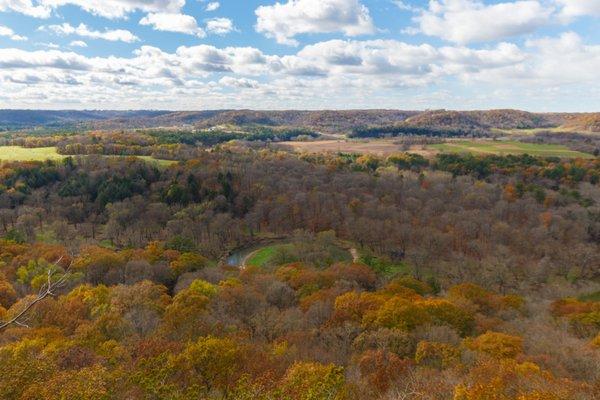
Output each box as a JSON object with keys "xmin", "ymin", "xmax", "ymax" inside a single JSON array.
[{"xmin": 0, "ymin": 0, "xmax": 598, "ymax": 111}]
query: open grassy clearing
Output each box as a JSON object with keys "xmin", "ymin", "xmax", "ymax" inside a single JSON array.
[
  {"xmin": 240, "ymin": 241, "xmax": 353, "ymax": 268},
  {"xmin": 429, "ymin": 140, "xmax": 593, "ymax": 158},
  {"xmin": 245, "ymin": 244, "xmax": 290, "ymax": 268},
  {"xmin": 0, "ymin": 146, "xmax": 177, "ymax": 166},
  {"xmin": 278, "ymin": 138, "xmax": 593, "ymax": 159},
  {"xmin": 0, "ymin": 146, "xmax": 65, "ymax": 161},
  {"xmin": 116, "ymin": 155, "xmax": 178, "ymax": 167},
  {"xmin": 491, "ymin": 127, "xmax": 570, "ymax": 136},
  {"xmin": 277, "ymin": 139, "xmax": 408, "ymax": 156}
]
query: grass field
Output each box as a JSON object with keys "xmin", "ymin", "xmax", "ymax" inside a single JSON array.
[
  {"xmin": 0, "ymin": 146, "xmax": 65, "ymax": 161},
  {"xmin": 0, "ymin": 146, "xmax": 177, "ymax": 166},
  {"xmin": 278, "ymin": 139, "xmax": 408, "ymax": 156},
  {"xmin": 245, "ymin": 244, "xmax": 290, "ymax": 267},
  {"xmin": 429, "ymin": 140, "xmax": 593, "ymax": 158},
  {"xmin": 491, "ymin": 127, "xmax": 569, "ymax": 136},
  {"xmin": 119, "ymin": 155, "xmax": 178, "ymax": 167}
]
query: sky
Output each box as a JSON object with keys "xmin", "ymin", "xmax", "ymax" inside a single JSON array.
[{"xmin": 0, "ymin": 0, "xmax": 598, "ymax": 111}]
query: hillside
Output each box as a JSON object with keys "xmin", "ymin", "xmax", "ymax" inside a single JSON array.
[
  {"xmin": 93, "ymin": 109, "xmax": 421, "ymax": 132},
  {"xmin": 1, "ymin": 109, "xmax": 599, "ymax": 135},
  {"xmin": 0, "ymin": 110, "xmax": 170, "ymax": 130},
  {"xmin": 562, "ymin": 113, "xmax": 600, "ymax": 132},
  {"xmin": 404, "ymin": 109, "xmax": 561, "ymax": 131}
]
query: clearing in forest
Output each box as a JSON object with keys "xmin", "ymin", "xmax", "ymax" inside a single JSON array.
[
  {"xmin": 0, "ymin": 146, "xmax": 177, "ymax": 166},
  {"xmin": 0, "ymin": 146, "xmax": 65, "ymax": 161},
  {"xmin": 429, "ymin": 140, "xmax": 593, "ymax": 158}
]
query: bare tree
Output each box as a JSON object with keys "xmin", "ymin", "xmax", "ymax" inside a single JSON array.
[{"xmin": 0, "ymin": 258, "xmax": 71, "ymax": 331}]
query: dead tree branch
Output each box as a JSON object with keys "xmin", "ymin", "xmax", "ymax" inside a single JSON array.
[{"xmin": 0, "ymin": 257, "xmax": 71, "ymax": 331}]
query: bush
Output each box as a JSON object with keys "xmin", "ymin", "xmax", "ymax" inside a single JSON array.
[
  {"xmin": 415, "ymin": 341, "xmax": 461, "ymax": 369},
  {"xmin": 464, "ymin": 331, "xmax": 523, "ymax": 359},
  {"xmin": 352, "ymin": 328, "xmax": 416, "ymax": 358}
]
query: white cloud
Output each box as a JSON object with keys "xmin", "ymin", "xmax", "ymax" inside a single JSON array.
[
  {"xmin": 0, "ymin": 25, "xmax": 27, "ymax": 41},
  {"xmin": 255, "ymin": 0, "xmax": 375, "ymax": 46},
  {"xmin": 205, "ymin": 17, "xmax": 235, "ymax": 35},
  {"xmin": 219, "ymin": 76, "xmax": 260, "ymax": 89},
  {"xmin": 289, "ymin": 39, "xmax": 526, "ymax": 88},
  {"xmin": 205, "ymin": 1, "xmax": 219, "ymax": 11},
  {"xmin": 414, "ymin": 0, "xmax": 553, "ymax": 44},
  {"xmin": 41, "ymin": 23, "xmax": 139, "ymax": 43},
  {"xmin": 45, "ymin": 0, "xmax": 185, "ymax": 18},
  {"xmin": 36, "ymin": 42, "xmax": 60, "ymax": 48},
  {"xmin": 69, "ymin": 40, "xmax": 87, "ymax": 47},
  {"xmin": 0, "ymin": 48, "xmax": 92, "ymax": 70},
  {"xmin": 392, "ymin": 1, "xmax": 416, "ymax": 11},
  {"xmin": 555, "ymin": 0, "xmax": 600, "ymax": 19},
  {"xmin": 0, "ymin": 35, "xmax": 598, "ymax": 110},
  {"xmin": 0, "ymin": 0, "xmax": 185, "ymax": 19},
  {"xmin": 0, "ymin": 0, "xmax": 51, "ymax": 18},
  {"xmin": 140, "ymin": 12, "xmax": 206, "ymax": 37},
  {"xmin": 523, "ymin": 32, "xmax": 600, "ymax": 83}
]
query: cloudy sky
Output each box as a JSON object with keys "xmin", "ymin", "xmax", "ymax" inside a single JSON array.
[{"xmin": 0, "ymin": 0, "xmax": 598, "ymax": 111}]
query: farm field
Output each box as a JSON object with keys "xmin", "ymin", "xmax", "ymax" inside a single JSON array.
[
  {"xmin": 0, "ymin": 146, "xmax": 177, "ymax": 166},
  {"xmin": 279, "ymin": 139, "xmax": 593, "ymax": 159},
  {"xmin": 0, "ymin": 146, "xmax": 65, "ymax": 161},
  {"xmin": 115, "ymin": 155, "xmax": 178, "ymax": 167},
  {"xmin": 429, "ymin": 140, "xmax": 593, "ymax": 158},
  {"xmin": 277, "ymin": 139, "xmax": 433, "ymax": 156}
]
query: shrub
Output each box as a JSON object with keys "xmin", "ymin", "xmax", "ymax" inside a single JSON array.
[
  {"xmin": 352, "ymin": 328, "xmax": 416, "ymax": 358},
  {"xmin": 464, "ymin": 331, "xmax": 523, "ymax": 359},
  {"xmin": 279, "ymin": 362, "xmax": 347, "ymax": 400},
  {"xmin": 357, "ymin": 350, "xmax": 412, "ymax": 393},
  {"xmin": 415, "ymin": 341, "xmax": 461, "ymax": 369},
  {"xmin": 370, "ymin": 297, "xmax": 430, "ymax": 331}
]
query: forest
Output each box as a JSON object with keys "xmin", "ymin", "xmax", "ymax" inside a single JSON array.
[{"xmin": 0, "ymin": 134, "xmax": 599, "ymax": 399}]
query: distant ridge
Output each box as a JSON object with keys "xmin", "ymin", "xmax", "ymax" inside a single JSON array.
[
  {"xmin": 0, "ymin": 109, "xmax": 598, "ymax": 133},
  {"xmin": 0, "ymin": 110, "xmax": 171, "ymax": 129}
]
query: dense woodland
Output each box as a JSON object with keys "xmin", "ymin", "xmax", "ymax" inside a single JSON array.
[
  {"xmin": 0, "ymin": 136, "xmax": 599, "ymax": 399},
  {"xmin": 2, "ymin": 109, "xmax": 600, "ymax": 133}
]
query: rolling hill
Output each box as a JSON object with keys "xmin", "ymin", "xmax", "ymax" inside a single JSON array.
[{"xmin": 0, "ymin": 109, "xmax": 598, "ymax": 134}]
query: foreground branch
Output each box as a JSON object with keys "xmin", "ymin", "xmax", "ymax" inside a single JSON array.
[{"xmin": 0, "ymin": 257, "xmax": 70, "ymax": 331}]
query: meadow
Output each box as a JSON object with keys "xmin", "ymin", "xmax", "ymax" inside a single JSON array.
[
  {"xmin": 0, "ymin": 146, "xmax": 177, "ymax": 166},
  {"xmin": 429, "ymin": 140, "xmax": 593, "ymax": 158},
  {"xmin": 280, "ymin": 139, "xmax": 594, "ymax": 159},
  {"xmin": 0, "ymin": 146, "xmax": 65, "ymax": 161}
]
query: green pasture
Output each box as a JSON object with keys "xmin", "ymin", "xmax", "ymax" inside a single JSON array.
[
  {"xmin": 0, "ymin": 146, "xmax": 177, "ymax": 166},
  {"xmin": 0, "ymin": 146, "xmax": 65, "ymax": 161},
  {"xmin": 430, "ymin": 140, "xmax": 593, "ymax": 158},
  {"xmin": 246, "ymin": 244, "xmax": 291, "ymax": 268}
]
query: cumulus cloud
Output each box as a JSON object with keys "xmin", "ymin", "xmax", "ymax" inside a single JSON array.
[
  {"xmin": 41, "ymin": 23, "xmax": 139, "ymax": 43},
  {"xmin": 0, "ymin": 0, "xmax": 185, "ymax": 19},
  {"xmin": 0, "ymin": 48, "xmax": 92, "ymax": 70},
  {"xmin": 0, "ymin": 25, "xmax": 27, "ymax": 41},
  {"xmin": 255, "ymin": 0, "xmax": 375, "ymax": 46},
  {"xmin": 36, "ymin": 42, "xmax": 60, "ymax": 49},
  {"xmin": 524, "ymin": 31, "xmax": 600, "ymax": 83},
  {"xmin": 219, "ymin": 76, "xmax": 260, "ymax": 89},
  {"xmin": 0, "ymin": 37, "xmax": 529, "ymax": 89},
  {"xmin": 140, "ymin": 12, "xmax": 206, "ymax": 37},
  {"xmin": 205, "ymin": 1, "xmax": 219, "ymax": 11},
  {"xmin": 413, "ymin": 0, "xmax": 553, "ymax": 44},
  {"xmin": 205, "ymin": 17, "xmax": 235, "ymax": 35},
  {"xmin": 289, "ymin": 39, "xmax": 526, "ymax": 87},
  {"xmin": 69, "ymin": 40, "xmax": 87, "ymax": 47},
  {"xmin": 0, "ymin": 0, "xmax": 51, "ymax": 18},
  {"xmin": 392, "ymin": 1, "xmax": 416, "ymax": 11},
  {"xmin": 555, "ymin": 0, "xmax": 600, "ymax": 19},
  {"xmin": 0, "ymin": 34, "xmax": 598, "ymax": 109},
  {"xmin": 41, "ymin": 0, "xmax": 185, "ymax": 19}
]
